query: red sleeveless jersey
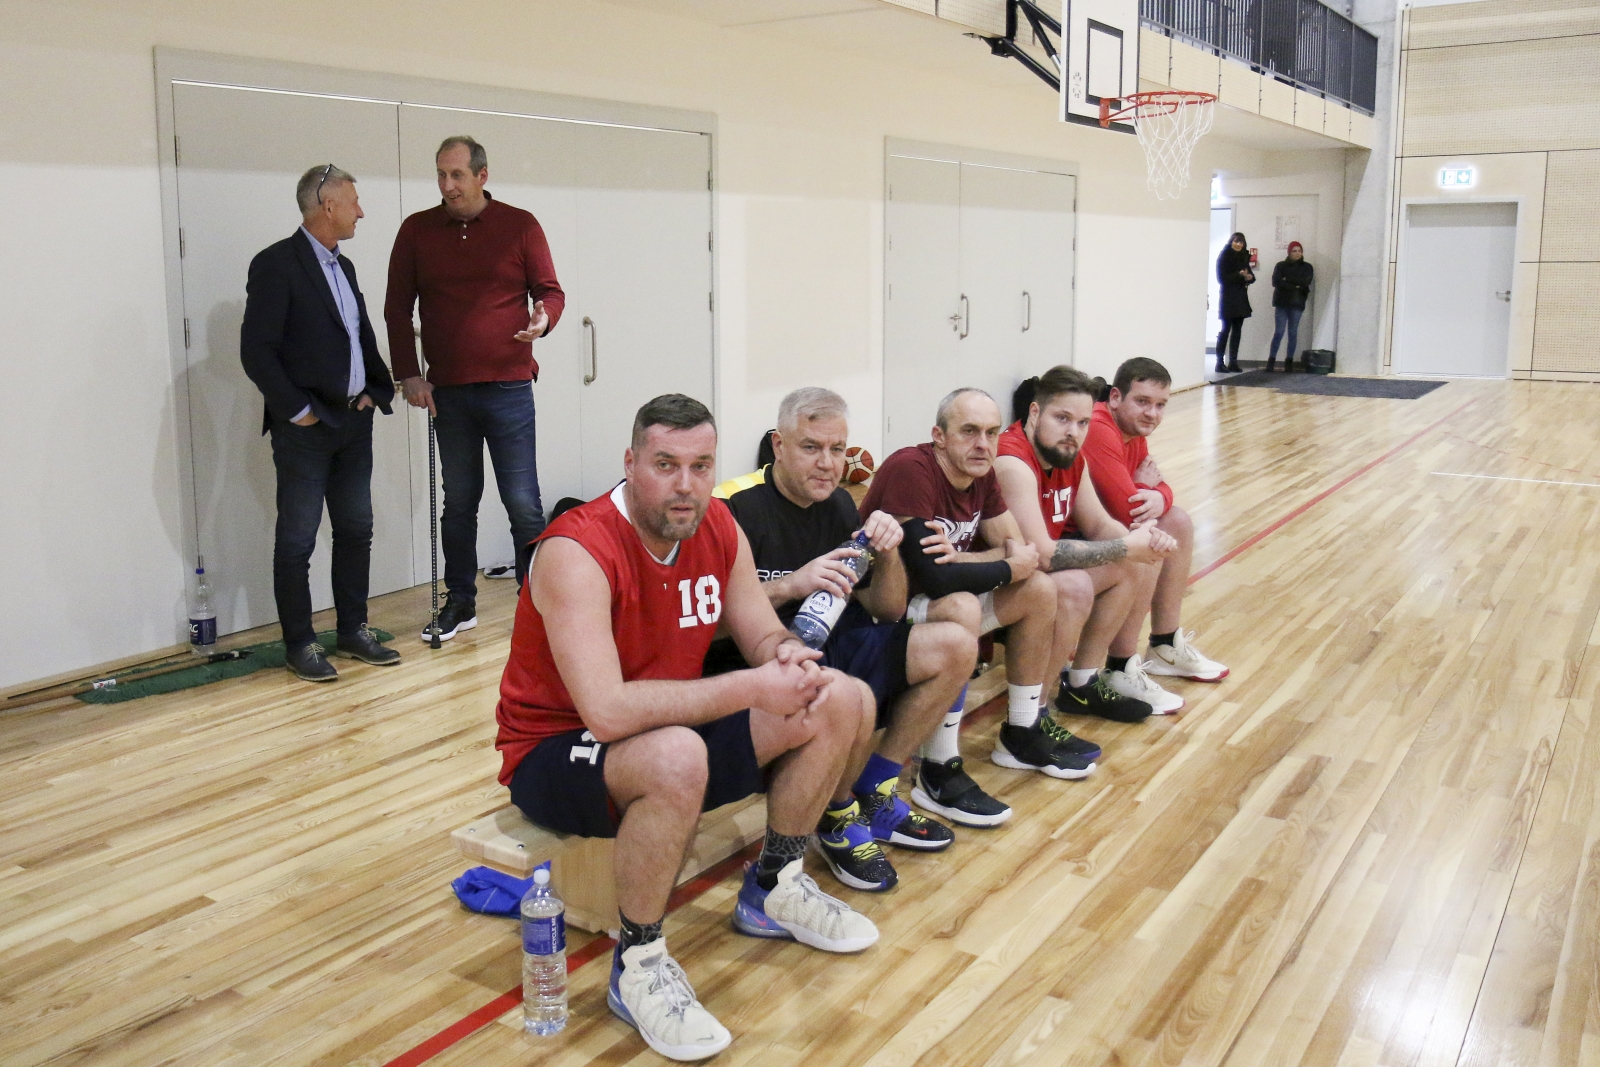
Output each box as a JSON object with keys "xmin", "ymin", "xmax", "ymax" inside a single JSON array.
[
  {"xmin": 997, "ymin": 421, "xmax": 1085, "ymax": 540},
  {"xmin": 495, "ymin": 484, "xmax": 741, "ymax": 784}
]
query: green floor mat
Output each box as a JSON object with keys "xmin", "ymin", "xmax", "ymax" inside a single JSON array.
[{"xmin": 76, "ymin": 629, "xmax": 395, "ymax": 704}]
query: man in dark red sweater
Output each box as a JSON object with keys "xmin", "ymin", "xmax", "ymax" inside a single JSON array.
[
  {"xmin": 386, "ymin": 135, "xmax": 566, "ymax": 642},
  {"xmin": 1080, "ymin": 358, "xmax": 1228, "ymax": 681}
]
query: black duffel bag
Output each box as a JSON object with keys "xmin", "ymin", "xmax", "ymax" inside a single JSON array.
[{"xmin": 1302, "ymin": 349, "xmax": 1336, "ymax": 375}]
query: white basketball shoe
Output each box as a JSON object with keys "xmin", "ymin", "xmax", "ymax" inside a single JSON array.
[
  {"xmin": 1143, "ymin": 629, "xmax": 1230, "ymax": 681},
  {"xmin": 607, "ymin": 939, "xmax": 732, "ymax": 1061},
  {"xmin": 1103, "ymin": 655, "xmax": 1185, "ymax": 715}
]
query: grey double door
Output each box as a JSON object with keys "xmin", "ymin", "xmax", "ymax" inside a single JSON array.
[{"xmin": 172, "ymin": 83, "xmax": 712, "ymax": 635}]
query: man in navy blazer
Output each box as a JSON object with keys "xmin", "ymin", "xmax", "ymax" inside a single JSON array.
[{"xmin": 241, "ymin": 163, "xmax": 400, "ymax": 682}]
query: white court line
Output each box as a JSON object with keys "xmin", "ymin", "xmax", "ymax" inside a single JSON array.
[{"xmin": 1430, "ymin": 471, "xmax": 1600, "ymax": 488}]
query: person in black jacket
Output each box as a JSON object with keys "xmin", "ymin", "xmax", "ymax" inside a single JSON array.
[
  {"xmin": 1215, "ymin": 233, "xmax": 1254, "ymax": 373},
  {"xmin": 240, "ymin": 164, "xmax": 399, "ymax": 682},
  {"xmin": 1268, "ymin": 241, "xmax": 1313, "ymax": 371}
]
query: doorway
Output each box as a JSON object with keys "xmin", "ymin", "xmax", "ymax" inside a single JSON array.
[{"xmin": 1394, "ymin": 201, "xmax": 1517, "ymax": 378}]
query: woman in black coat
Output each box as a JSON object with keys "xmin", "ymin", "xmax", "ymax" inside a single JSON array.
[
  {"xmin": 1215, "ymin": 232, "xmax": 1254, "ymax": 373},
  {"xmin": 1268, "ymin": 241, "xmax": 1314, "ymax": 371}
]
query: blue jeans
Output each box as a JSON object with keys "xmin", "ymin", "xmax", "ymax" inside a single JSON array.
[
  {"xmin": 433, "ymin": 381, "xmax": 546, "ymax": 599},
  {"xmin": 1270, "ymin": 307, "xmax": 1303, "ymax": 362},
  {"xmin": 269, "ymin": 407, "xmax": 375, "ymax": 648}
]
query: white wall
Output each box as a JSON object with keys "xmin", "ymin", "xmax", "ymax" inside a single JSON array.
[{"xmin": 0, "ymin": 0, "xmax": 1296, "ymax": 688}]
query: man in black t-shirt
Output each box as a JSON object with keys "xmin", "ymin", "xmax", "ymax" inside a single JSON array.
[{"xmin": 706, "ymin": 388, "xmax": 977, "ymax": 894}]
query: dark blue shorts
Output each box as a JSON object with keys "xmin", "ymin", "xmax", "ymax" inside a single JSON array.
[
  {"xmin": 508, "ymin": 711, "xmax": 766, "ymax": 839},
  {"xmin": 822, "ymin": 620, "xmax": 912, "ymax": 729}
]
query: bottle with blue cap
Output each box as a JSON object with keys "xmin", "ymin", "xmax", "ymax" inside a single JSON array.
[
  {"xmin": 788, "ymin": 531, "xmax": 875, "ymax": 649},
  {"xmin": 521, "ymin": 867, "xmax": 567, "ymax": 1035}
]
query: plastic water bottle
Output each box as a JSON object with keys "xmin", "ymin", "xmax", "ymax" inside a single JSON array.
[
  {"xmin": 788, "ymin": 532, "xmax": 875, "ymax": 649},
  {"xmin": 521, "ymin": 868, "xmax": 567, "ymax": 1035},
  {"xmin": 189, "ymin": 559, "xmax": 217, "ymax": 654}
]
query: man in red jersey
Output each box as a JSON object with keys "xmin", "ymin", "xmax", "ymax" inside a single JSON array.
[
  {"xmin": 995, "ymin": 365, "xmax": 1185, "ymax": 724},
  {"xmin": 386, "ymin": 135, "xmax": 566, "ymax": 643},
  {"xmin": 860, "ymin": 388, "xmax": 1081, "ymax": 829},
  {"xmin": 496, "ymin": 394, "xmax": 878, "ymax": 1062},
  {"xmin": 1080, "ymin": 357, "xmax": 1228, "ymax": 681}
]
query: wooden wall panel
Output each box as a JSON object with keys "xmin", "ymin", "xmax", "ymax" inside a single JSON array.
[
  {"xmin": 1540, "ymin": 149, "xmax": 1600, "ymax": 262},
  {"xmin": 1169, "ymin": 39, "xmax": 1220, "ymax": 96},
  {"xmin": 1218, "ymin": 57, "xmax": 1260, "ymax": 113},
  {"xmin": 1293, "ymin": 89, "xmax": 1324, "ymax": 132},
  {"xmin": 1402, "ymin": 35, "xmax": 1600, "ymax": 156},
  {"xmin": 933, "ymin": 0, "xmax": 1005, "ymax": 34},
  {"xmin": 1409, "ymin": 0, "xmax": 1600, "ymax": 49},
  {"xmin": 1532, "ymin": 263, "xmax": 1600, "ymax": 372},
  {"xmin": 1140, "ymin": 28, "xmax": 1172, "ymax": 87},
  {"xmin": 1259, "ymin": 76, "xmax": 1295, "ymax": 124}
]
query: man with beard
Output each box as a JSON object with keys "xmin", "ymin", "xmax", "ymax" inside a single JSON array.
[
  {"xmin": 1079, "ymin": 358, "xmax": 1228, "ymax": 682},
  {"xmin": 707, "ymin": 387, "xmax": 977, "ymax": 894},
  {"xmin": 994, "ymin": 365, "xmax": 1184, "ymax": 722},
  {"xmin": 860, "ymin": 388, "xmax": 1082, "ymax": 833},
  {"xmin": 495, "ymin": 394, "xmax": 879, "ymax": 1062}
]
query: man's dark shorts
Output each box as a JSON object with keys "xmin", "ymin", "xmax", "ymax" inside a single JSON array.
[
  {"xmin": 508, "ymin": 711, "xmax": 766, "ymax": 839},
  {"xmin": 822, "ymin": 619, "xmax": 912, "ymax": 729}
]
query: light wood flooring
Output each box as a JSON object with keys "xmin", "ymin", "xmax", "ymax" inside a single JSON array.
[{"xmin": 4, "ymin": 377, "xmax": 1600, "ymax": 1067}]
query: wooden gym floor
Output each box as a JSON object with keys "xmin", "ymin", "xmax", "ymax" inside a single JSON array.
[{"xmin": 4, "ymin": 377, "xmax": 1600, "ymax": 1067}]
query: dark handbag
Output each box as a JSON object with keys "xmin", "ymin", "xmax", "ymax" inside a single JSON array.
[{"xmin": 1302, "ymin": 349, "xmax": 1336, "ymax": 375}]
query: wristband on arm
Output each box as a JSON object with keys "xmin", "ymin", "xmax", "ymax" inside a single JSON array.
[{"xmin": 898, "ymin": 518, "xmax": 1013, "ymax": 598}]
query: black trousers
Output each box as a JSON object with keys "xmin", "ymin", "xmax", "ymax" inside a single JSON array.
[
  {"xmin": 268, "ymin": 407, "xmax": 375, "ymax": 648},
  {"xmin": 1216, "ymin": 317, "xmax": 1247, "ymax": 363}
]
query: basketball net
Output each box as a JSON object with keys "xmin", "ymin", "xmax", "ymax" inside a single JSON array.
[{"xmin": 1100, "ymin": 91, "xmax": 1216, "ymax": 200}]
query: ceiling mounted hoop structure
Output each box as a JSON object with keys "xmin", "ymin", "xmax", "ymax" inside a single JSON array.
[{"xmin": 1099, "ymin": 90, "xmax": 1216, "ymax": 200}]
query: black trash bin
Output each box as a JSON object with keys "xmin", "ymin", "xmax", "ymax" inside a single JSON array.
[{"xmin": 1302, "ymin": 349, "xmax": 1336, "ymax": 375}]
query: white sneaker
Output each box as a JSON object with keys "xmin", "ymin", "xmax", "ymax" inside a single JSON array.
[
  {"xmin": 607, "ymin": 940, "xmax": 732, "ymax": 1062},
  {"xmin": 748, "ymin": 859, "xmax": 879, "ymax": 953},
  {"xmin": 1143, "ymin": 629, "xmax": 1230, "ymax": 681},
  {"xmin": 1103, "ymin": 655, "xmax": 1184, "ymax": 715}
]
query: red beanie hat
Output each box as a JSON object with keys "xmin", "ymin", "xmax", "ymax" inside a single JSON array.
[{"xmin": 1287, "ymin": 241, "xmax": 1304, "ymax": 254}]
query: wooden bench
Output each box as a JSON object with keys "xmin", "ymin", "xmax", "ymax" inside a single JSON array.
[
  {"xmin": 452, "ymin": 796, "xmax": 768, "ymax": 934},
  {"xmin": 452, "ymin": 659, "xmax": 1007, "ymax": 933}
]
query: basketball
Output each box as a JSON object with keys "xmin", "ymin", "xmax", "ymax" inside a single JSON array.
[{"xmin": 843, "ymin": 445, "xmax": 875, "ymax": 483}]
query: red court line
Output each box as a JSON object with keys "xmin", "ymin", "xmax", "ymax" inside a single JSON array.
[
  {"xmin": 1187, "ymin": 398, "xmax": 1476, "ymax": 584},
  {"xmin": 381, "ymin": 846, "xmax": 760, "ymax": 1067},
  {"xmin": 387, "ymin": 396, "xmax": 1472, "ymax": 1067}
]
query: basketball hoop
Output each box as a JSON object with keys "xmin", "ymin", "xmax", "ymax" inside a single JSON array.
[{"xmin": 1099, "ymin": 91, "xmax": 1216, "ymax": 200}]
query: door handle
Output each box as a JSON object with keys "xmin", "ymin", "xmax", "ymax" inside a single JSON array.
[
  {"xmin": 953, "ymin": 294, "xmax": 969, "ymax": 339},
  {"xmin": 1022, "ymin": 291, "xmax": 1031, "ymax": 332},
  {"xmin": 582, "ymin": 316, "xmax": 597, "ymax": 384},
  {"xmin": 1494, "ymin": 290, "xmax": 1511, "ymax": 302}
]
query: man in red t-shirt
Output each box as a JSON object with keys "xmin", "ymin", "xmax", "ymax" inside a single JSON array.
[
  {"xmin": 1080, "ymin": 358, "xmax": 1228, "ymax": 682},
  {"xmin": 995, "ymin": 366, "xmax": 1185, "ymax": 722},
  {"xmin": 497, "ymin": 394, "xmax": 878, "ymax": 1061},
  {"xmin": 860, "ymin": 388, "xmax": 1078, "ymax": 828},
  {"xmin": 386, "ymin": 135, "xmax": 566, "ymax": 644}
]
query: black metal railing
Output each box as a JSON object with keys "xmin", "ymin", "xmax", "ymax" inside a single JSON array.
[{"xmin": 1141, "ymin": 0, "xmax": 1378, "ymax": 114}]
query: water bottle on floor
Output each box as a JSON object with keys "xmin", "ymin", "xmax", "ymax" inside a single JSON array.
[
  {"xmin": 521, "ymin": 867, "xmax": 567, "ymax": 1035},
  {"xmin": 189, "ymin": 559, "xmax": 217, "ymax": 654},
  {"xmin": 788, "ymin": 531, "xmax": 875, "ymax": 649}
]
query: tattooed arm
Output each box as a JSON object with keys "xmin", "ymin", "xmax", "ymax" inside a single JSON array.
[{"xmin": 1047, "ymin": 535, "xmax": 1129, "ymax": 572}]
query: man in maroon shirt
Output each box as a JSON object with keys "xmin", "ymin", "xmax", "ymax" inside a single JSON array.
[{"xmin": 386, "ymin": 135, "xmax": 566, "ymax": 642}]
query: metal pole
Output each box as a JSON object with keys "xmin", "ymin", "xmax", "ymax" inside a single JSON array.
[{"xmin": 426, "ymin": 413, "xmax": 443, "ymax": 650}]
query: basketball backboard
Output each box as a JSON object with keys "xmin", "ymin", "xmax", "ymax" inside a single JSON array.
[{"xmin": 1060, "ymin": 0, "xmax": 1140, "ymax": 133}]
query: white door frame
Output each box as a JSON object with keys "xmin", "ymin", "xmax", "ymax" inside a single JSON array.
[
  {"xmin": 1391, "ymin": 194, "xmax": 1527, "ymax": 379},
  {"xmin": 153, "ymin": 47, "xmax": 718, "ymax": 577}
]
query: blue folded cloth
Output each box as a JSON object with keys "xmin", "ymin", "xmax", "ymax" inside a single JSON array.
[{"xmin": 452, "ymin": 860, "xmax": 549, "ymax": 916}]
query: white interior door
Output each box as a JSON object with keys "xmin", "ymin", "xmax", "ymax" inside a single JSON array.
[
  {"xmin": 398, "ymin": 106, "xmax": 584, "ymax": 570},
  {"xmin": 172, "ymin": 84, "xmax": 411, "ymax": 636},
  {"xmin": 572, "ymin": 126, "xmax": 714, "ymax": 497},
  {"xmin": 962, "ymin": 164, "xmax": 1075, "ymax": 422},
  {"xmin": 1207, "ymin": 205, "xmax": 1234, "ymax": 353},
  {"xmin": 884, "ymin": 155, "xmax": 962, "ymax": 452},
  {"xmin": 1395, "ymin": 202, "xmax": 1516, "ymax": 378}
]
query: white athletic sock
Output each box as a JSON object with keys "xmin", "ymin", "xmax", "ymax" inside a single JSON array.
[
  {"xmin": 1007, "ymin": 684, "xmax": 1043, "ymax": 728},
  {"xmin": 920, "ymin": 708, "xmax": 963, "ymax": 763},
  {"xmin": 1067, "ymin": 667, "xmax": 1098, "ymax": 689}
]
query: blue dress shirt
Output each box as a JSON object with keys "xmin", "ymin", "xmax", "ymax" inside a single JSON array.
[{"xmin": 293, "ymin": 226, "xmax": 366, "ymax": 421}]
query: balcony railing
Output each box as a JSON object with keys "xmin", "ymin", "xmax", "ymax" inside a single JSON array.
[{"xmin": 1141, "ymin": 0, "xmax": 1379, "ymax": 115}]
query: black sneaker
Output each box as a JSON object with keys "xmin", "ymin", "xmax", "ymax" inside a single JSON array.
[
  {"xmin": 1057, "ymin": 673, "xmax": 1152, "ymax": 723},
  {"xmin": 1038, "ymin": 714, "xmax": 1103, "ymax": 762},
  {"xmin": 910, "ymin": 757, "xmax": 1012, "ymax": 828},
  {"xmin": 816, "ymin": 800, "xmax": 898, "ymax": 892},
  {"xmin": 420, "ymin": 595, "xmax": 477, "ymax": 643},
  {"xmin": 858, "ymin": 782, "xmax": 954, "ymax": 852},
  {"xmin": 286, "ymin": 641, "xmax": 337, "ymax": 682},
  {"xmin": 335, "ymin": 624, "xmax": 400, "ymax": 666},
  {"xmin": 991, "ymin": 723, "xmax": 1095, "ymax": 779}
]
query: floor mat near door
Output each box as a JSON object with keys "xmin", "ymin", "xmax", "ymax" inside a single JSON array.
[{"xmin": 1218, "ymin": 371, "xmax": 1448, "ymax": 399}]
